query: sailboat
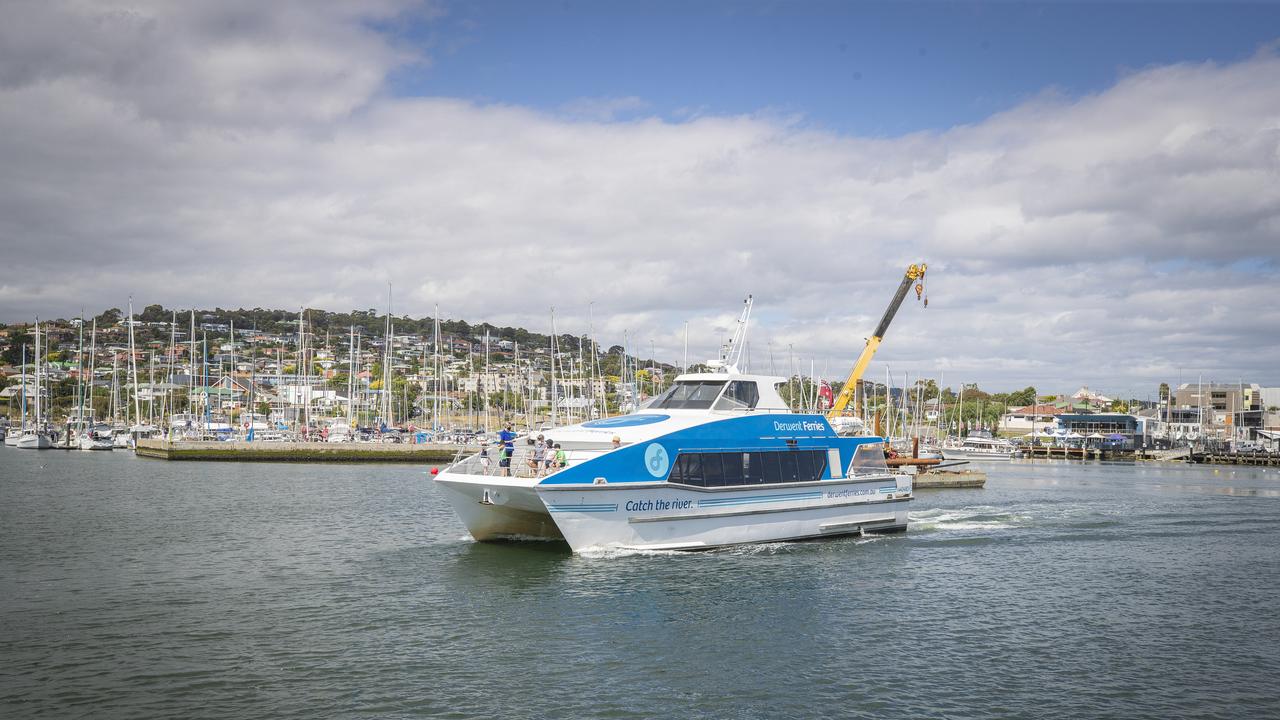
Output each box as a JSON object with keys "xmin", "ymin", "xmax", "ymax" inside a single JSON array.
[
  {"xmin": 3, "ymin": 344, "xmax": 26, "ymax": 447},
  {"xmin": 16, "ymin": 319, "xmax": 53, "ymax": 449},
  {"xmin": 79, "ymin": 319, "xmax": 113, "ymax": 450}
]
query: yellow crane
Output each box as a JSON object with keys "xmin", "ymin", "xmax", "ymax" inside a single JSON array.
[{"xmin": 827, "ymin": 263, "xmax": 928, "ymax": 419}]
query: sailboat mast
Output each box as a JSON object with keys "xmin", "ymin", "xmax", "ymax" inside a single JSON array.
[
  {"xmin": 33, "ymin": 319, "xmax": 42, "ymax": 429},
  {"xmin": 348, "ymin": 325, "xmax": 355, "ymax": 429},
  {"xmin": 165, "ymin": 311, "xmax": 176, "ymax": 432},
  {"xmin": 128, "ymin": 298, "xmax": 141, "ymax": 427},
  {"xmin": 87, "ymin": 319, "xmax": 97, "ymax": 430},
  {"xmin": 549, "ymin": 307, "xmax": 558, "ymax": 427},
  {"xmin": 189, "ymin": 310, "xmax": 196, "ymax": 428},
  {"xmin": 75, "ymin": 313, "xmax": 84, "ymax": 438}
]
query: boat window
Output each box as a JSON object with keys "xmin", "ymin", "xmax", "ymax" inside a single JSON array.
[
  {"xmin": 667, "ymin": 449, "xmax": 828, "ymax": 487},
  {"xmin": 650, "ymin": 381, "xmax": 727, "ymax": 410},
  {"xmin": 721, "ymin": 452, "xmax": 746, "ymax": 486},
  {"xmin": 701, "ymin": 453, "xmax": 726, "ymax": 487},
  {"xmin": 712, "ymin": 381, "xmax": 760, "ymax": 411},
  {"xmin": 847, "ymin": 442, "xmax": 889, "ymax": 475}
]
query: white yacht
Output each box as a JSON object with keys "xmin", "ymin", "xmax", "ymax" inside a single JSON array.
[
  {"xmin": 326, "ymin": 421, "xmax": 354, "ymax": 443},
  {"xmin": 435, "ymin": 300, "xmax": 911, "ymax": 553},
  {"xmin": 79, "ymin": 423, "xmax": 114, "ymax": 451},
  {"xmin": 940, "ymin": 433, "xmax": 1017, "ymax": 461},
  {"xmin": 15, "ymin": 428, "xmax": 53, "ymax": 450}
]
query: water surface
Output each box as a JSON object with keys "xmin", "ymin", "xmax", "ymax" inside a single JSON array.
[{"xmin": 2, "ymin": 451, "xmax": 1278, "ymax": 718}]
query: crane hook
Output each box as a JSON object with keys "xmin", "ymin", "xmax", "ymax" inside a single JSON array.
[{"xmin": 915, "ymin": 282, "xmax": 924, "ymax": 300}]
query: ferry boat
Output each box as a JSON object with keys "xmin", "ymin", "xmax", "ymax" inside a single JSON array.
[
  {"xmin": 940, "ymin": 432, "xmax": 1017, "ymax": 461},
  {"xmin": 435, "ymin": 300, "xmax": 911, "ymax": 553}
]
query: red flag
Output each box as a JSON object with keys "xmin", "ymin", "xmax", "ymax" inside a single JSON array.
[{"xmin": 818, "ymin": 381, "xmax": 834, "ymax": 410}]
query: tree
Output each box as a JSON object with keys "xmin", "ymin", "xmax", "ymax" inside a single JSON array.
[
  {"xmin": 95, "ymin": 308, "xmax": 122, "ymax": 326},
  {"xmin": 139, "ymin": 304, "xmax": 168, "ymax": 323},
  {"xmin": 1007, "ymin": 386, "xmax": 1037, "ymax": 406},
  {"xmin": 1, "ymin": 328, "xmax": 31, "ymax": 365}
]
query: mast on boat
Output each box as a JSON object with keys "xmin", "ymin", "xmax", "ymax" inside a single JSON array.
[{"xmin": 127, "ymin": 298, "xmax": 141, "ymax": 428}]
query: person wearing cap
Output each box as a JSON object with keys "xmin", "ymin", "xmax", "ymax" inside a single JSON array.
[{"xmin": 611, "ymin": 436, "xmax": 622, "ymax": 449}]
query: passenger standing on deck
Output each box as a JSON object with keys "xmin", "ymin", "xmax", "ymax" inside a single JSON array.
[
  {"xmin": 531, "ymin": 434, "xmax": 547, "ymax": 477},
  {"xmin": 479, "ymin": 444, "xmax": 491, "ymax": 475},
  {"xmin": 499, "ymin": 424, "xmax": 516, "ymax": 476}
]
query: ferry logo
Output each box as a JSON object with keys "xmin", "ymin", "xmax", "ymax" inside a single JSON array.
[{"xmin": 644, "ymin": 443, "xmax": 670, "ymax": 478}]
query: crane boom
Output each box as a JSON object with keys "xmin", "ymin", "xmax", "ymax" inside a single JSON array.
[{"xmin": 827, "ymin": 263, "xmax": 927, "ymax": 418}]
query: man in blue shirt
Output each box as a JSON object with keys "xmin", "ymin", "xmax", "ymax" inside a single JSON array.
[{"xmin": 498, "ymin": 424, "xmax": 516, "ymax": 476}]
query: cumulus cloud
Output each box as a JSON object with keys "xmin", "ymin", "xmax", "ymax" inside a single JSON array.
[{"xmin": 0, "ymin": 1, "xmax": 1276, "ymax": 391}]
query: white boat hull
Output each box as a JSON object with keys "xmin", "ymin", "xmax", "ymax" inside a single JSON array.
[
  {"xmin": 437, "ymin": 471, "xmax": 911, "ymax": 552},
  {"xmin": 79, "ymin": 437, "xmax": 115, "ymax": 451},
  {"xmin": 940, "ymin": 448, "xmax": 1014, "ymax": 461},
  {"xmin": 3, "ymin": 434, "xmax": 19, "ymax": 447},
  {"xmin": 15, "ymin": 432, "xmax": 53, "ymax": 449},
  {"xmin": 436, "ymin": 475, "xmax": 565, "ymax": 541}
]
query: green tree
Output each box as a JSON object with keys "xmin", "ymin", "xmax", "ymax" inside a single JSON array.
[
  {"xmin": 2, "ymin": 328, "xmax": 31, "ymax": 365},
  {"xmin": 1007, "ymin": 386, "xmax": 1037, "ymax": 406}
]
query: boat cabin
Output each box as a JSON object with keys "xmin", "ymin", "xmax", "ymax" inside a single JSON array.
[{"xmin": 641, "ymin": 373, "xmax": 790, "ymax": 413}]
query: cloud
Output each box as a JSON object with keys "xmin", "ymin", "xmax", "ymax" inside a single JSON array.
[
  {"xmin": 558, "ymin": 96, "xmax": 650, "ymax": 122},
  {"xmin": 0, "ymin": 2, "xmax": 1277, "ymax": 391}
]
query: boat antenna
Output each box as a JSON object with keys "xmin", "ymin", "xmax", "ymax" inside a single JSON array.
[{"xmin": 708, "ymin": 295, "xmax": 752, "ymax": 374}]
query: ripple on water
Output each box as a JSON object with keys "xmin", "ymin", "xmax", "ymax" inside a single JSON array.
[{"xmin": 3, "ymin": 452, "xmax": 1280, "ymax": 719}]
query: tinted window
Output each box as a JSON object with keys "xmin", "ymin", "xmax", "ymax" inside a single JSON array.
[
  {"xmin": 779, "ymin": 451, "xmax": 800, "ymax": 482},
  {"xmin": 701, "ymin": 453, "xmax": 725, "ymax": 487},
  {"xmin": 743, "ymin": 451, "xmax": 765, "ymax": 484},
  {"xmin": 720, "ymin": 452, "xmax": 746, "ymax": 485},
  {"xmin": 651, "ymin": 381, "xmax": 727, "ymax": 410},
  {"xmin": 713, "ymin": 381, "xmax": 760, "ymax": 411},
  {"xmin": 666, "ymin": 449, "xmax": 829, "ymax": 487}
]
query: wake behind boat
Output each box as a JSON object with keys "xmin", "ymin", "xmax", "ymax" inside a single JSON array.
[{"xmin": 435, "ymin": 297, "xmax": 912, "ymax": 553}]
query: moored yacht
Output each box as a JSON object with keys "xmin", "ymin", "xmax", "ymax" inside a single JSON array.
[
  {"xmin": 940, "ymin": 432, "xmax": 1017, "ymax": 461},
  {"xmin": 79, "ymin": 423, "xmax": 115, "ymax": 451},
  {"xmin": 16, "ymin": 428, "xmax": 53, "ymax": 449}
]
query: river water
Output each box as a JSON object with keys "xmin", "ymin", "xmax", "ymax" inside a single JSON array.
[{"xmin": 2, "ymin": 449, "xmax": 1278, "ymax": 719}]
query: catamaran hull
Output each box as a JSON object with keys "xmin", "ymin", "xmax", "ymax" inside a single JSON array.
[
  {"xmin": 437, "ymin": 471, "xmax": 911, "ymax": 552},
  {"xmin": 538, "ymin": 476, "xmax": 911, "ymax": 552},
  {"xmin": 435, "ymin": 474, "xmax": 565, "ymax": 541}
]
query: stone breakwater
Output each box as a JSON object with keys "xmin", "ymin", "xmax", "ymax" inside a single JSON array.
[{"xmin": 135, "ymin": 439, "xmax": 475, "ymax": 463}]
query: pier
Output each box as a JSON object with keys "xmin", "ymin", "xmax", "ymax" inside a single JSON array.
[
  {"xmin": 915, "ymin": 469, "xmax": 987, "ymax": 489},
  {"xmin": 135, "ymin": 438, "xmax": 472, "ymax": 463},
  {"xmin": 1189, "ymin": 451, "xmax": 1280, "ymax": 467}
]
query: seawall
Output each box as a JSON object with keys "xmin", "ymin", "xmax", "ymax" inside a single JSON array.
[{"xmin": 135, "ymin": 439, "xmax": 475, "ymax": 463}]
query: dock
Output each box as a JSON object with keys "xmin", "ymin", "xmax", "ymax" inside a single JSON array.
[
  {"xmin": 135, "ymin": 439, "xmax": 473, "ymax": 463},
  {"xmin": 1189, "ymin": 452, "xmax": 1280, "ymax": 467},
  {"xmin": 914, "ymin": 469, "xmax": 987, "ymax": 489}
]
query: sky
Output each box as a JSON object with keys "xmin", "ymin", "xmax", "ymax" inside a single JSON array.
[{"xmin": 0, "ymin": 0, "xmax": 1277, "ymax": 396}]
